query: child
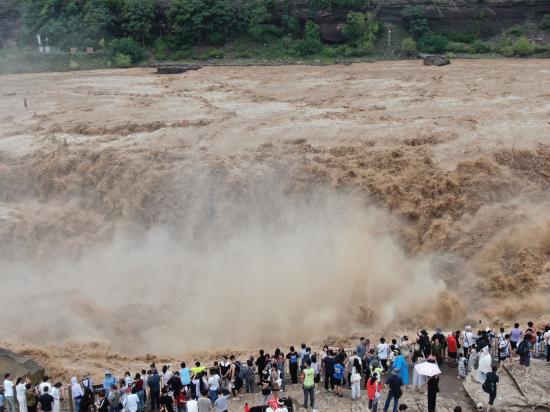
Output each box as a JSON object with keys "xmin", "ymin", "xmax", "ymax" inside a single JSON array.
[
  {"xmin": 468, "ymin": 347, "xmax": 478, "ymax": 375},
  {"xmin": 457, "ymin": 353, "xmax": 467, "ymax": 379}
]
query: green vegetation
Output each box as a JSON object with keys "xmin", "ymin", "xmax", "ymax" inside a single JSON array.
[
  {"xmin": 401, "ymin": 6, "xmax": 429, "ymax": 39},
  {"xmin": 0, "ymin": 0, "xmax": 545, "ymax": 73},
  {"xmin": 400, "ymin": 37, "xmax": 417, "ymax": 56}
]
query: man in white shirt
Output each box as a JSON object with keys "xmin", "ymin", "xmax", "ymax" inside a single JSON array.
[
  {"xmin": 463, "ymin": 326, "xmax": 475, "ymax": 356},
  {"xmin": 377, "ymin": 337, "xmax": 390, "ymax": 373},
  {"xmin": 123, "ymin": 389, "xmax": 139, "ymax": 412},
  {"xmin": 39, "ymin": 376, "xmax": 53, "ymax": 396},
  {"xmin": 186, "ymin": 398, "xmax": 198, "ymax": 412},
  {"xmin": 207, "ymin": 370, "xmax": 220, "ymax": 402},
  {"xmin": 3, "ymin": 373, "xmax": 15, "ymax": 412}
]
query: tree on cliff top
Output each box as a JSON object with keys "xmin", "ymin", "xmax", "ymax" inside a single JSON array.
[{"xmin": 401, "ymin": 5, "xmax": 428, "ymax": 39}]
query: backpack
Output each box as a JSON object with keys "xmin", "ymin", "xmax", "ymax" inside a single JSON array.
[
  {"xmin": 239, "ymin": 365, "xmax": 248, "ymax": 381},
  {"xmin": 516, "ymin": 341, "xmax": 529, "ymax": 356},
  {"xmin": 289, "ymin": 354, "xmax": 298, "ymax": 364},
  {"xmin": 482, "ymin": 380, "xmax": 491, "ymax": 393}
]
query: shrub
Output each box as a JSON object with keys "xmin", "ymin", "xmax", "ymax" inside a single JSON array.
[
  {"xmin": 197, "ymin": 48, "xmax": 224, "ymax": 60},
  {"xmin": 471, "ymin": 39, "xmax": 492, "ymax": 53},
  {"xmin": 110, "ymin": 37, "xmax": 145, "ymax": 63},
  {"xmin": 508, "ymin": 24, "xmax": 522, "ymax": 36},
  {"xmin": 446, "ymin": 41, "xmax": 472, "ymax": 53},
  {"xmin": 69, "ymin": 59, "xmax": 80, "ymax": 70},
  {"xmin": 295, "ymin": 20, "xmax": 322, "ymax": 56},
  {"xmin": 400, "ymin": 37, "xmax": 417, "ymax": 56},
  {"xmin": 113, "ymin": 53, "xmax": 132, "ymax": 67},
  {"xmin": 418, "ymin": 32, "xmax": 448, "ymax": 53},
  {"xmin": 499, "ymin": 45, "xmax": 514, "ymax": 57},
  {"xmin": 445, "ymin": 51, "xmax": 456, "ymax": 59},
  {"xmin": 512, "ymin": 37, "xmax": 536, "ymax": 56},
  {"xmin": 541, "ymin": 14, "xmax": 550, "ymax": 30},
  {"xmin": 320, "ymin": 47, "xmax": 338, "ymax": 58}
]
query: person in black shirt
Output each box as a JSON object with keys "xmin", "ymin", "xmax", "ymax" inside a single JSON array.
[
  {"xmin": 323, "ymin": 351, "xmax": 335, "ymax": 391},
  {"xmin": 484, "ymin": 366, "xmax": 499, "ymax": 407},
  {"xmin": 286, "ymin": 347, "xmax": 299, "ymax": 384},
  {"xmin": 427, "ymin": 375, "xmax": 439, "ymax": 412},
  {"xmin": 158, "ymin": 388, "xmax": 173, "ymax": 412},
  {"xmin": 255, "ymin": 351, "xmax": 266, "ymax": 383},
  {"xmin": 38, "ymin": 387, "xmax": 54, "ymax": 412},
  {"xmin": 167, "ymin": 372, "xmax": 183, "ymax": 397},
  {"xmin": 95, "ymin": 392, "xmax": 109, "ymax": 412},
  {"xmin": 384, "ymin": 369, "xmax": 403, "ymax": 412}
]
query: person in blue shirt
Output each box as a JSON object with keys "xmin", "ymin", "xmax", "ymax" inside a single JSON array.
[
  {"xmin": 179, "ymin": 362, "xmax": 191, "ymax": 390},
  {"xmin": 332, "ymin": 360, "xmax": 345, "ymax": 398},
  {"xmin": 103, "ymin": 372, "xmax": 116, "ymax": 398},
  {"xmin": 147, "ymin": 370, "xmax": 161, "ymax": 410}
]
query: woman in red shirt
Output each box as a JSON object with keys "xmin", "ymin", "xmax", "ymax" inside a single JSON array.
[
  {"xmin": 447, "ymin": 332, "xmax": 458, "ymax": 367},
  {"xmin": 366, "ymin": 372, "xmax": 383, "ymax": 411}
]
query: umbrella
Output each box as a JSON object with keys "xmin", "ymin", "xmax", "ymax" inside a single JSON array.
[{"xmin": 414, "ymin": 362, "xmax": 441, "ymax": 377}]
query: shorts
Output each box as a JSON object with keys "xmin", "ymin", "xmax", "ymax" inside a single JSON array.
[
  {"xmin": 510, "ymin": 341, "xmax": 518, "ymax": 350},
  {"xmin": 519, "ymin": 354, "xmax": 530, "ymax": 367},
  {"xmin": 332, "ymin": 377, "xmax": 343, "ymax": 387},
  {"xmin": 448, "ymin": 352, "xmax": 457, "ymax": 359}
]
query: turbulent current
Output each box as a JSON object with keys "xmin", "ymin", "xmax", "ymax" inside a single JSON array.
[{"xmin": 0, "ymin": 60, "xmax": 549, "ymax": 356}]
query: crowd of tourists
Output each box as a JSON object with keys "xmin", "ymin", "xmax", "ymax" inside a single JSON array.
[{"xmin": 1, "ymin": 322, "xmax": 548, "ymax": 412}]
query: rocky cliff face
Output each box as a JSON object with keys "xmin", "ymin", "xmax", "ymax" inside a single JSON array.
[{"xmin": 289, "ymin": 0, "xmax": 550, "ymax": 41}]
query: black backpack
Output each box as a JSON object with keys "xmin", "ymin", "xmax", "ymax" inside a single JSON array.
[{"xmin": 516, "ymin": 341, "xmax": 528, "ymax": 356}]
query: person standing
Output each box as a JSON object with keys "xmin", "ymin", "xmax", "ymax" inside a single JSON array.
[
  {"xmin": 377, "ymin": 338, "xmax": 390, "ymax": 373},
  {"xmin": 447, "ymin": 332, "xmax": 458, "ymax": 367},
  {"xmin": 16, "ymin": 378, "xmax": 28, "ymax": 412},
  {"xmin": 517, "ymin": 334, "xmax": 532, "ymax": 377},
  {"xmin": 427, "ymin": 375, "xmax": 439, "ymax": 412},
  {"xmin": 367, "ymin": 373, "xmax": 382, "ymax": 411},
  {"xmin": 179, "ymin": 363, "xmax": 191, "ymax": 393},
  {"xmin": 123, "ymin": 389, "xmax": 139, "ymax": 412},
  {"xmin": 509, "ymin": 323, "xmax": 523, "ymax": 353},
  {"xmin": 208, "ymin": 368, "xmax": 220, "ymax": 403},
  {"xmin": 350, "ymin": 358, "xmax": 362, "ymax": 400},
  {"xmin": 102, "ymin": 373, "xmax": 116, "ymax": 398},
  {"xmin": 213, "ymin": 389, "xmax": 228, "ymax": 412},
  {"xmin": 25, "ymin": 384, "xmax": 37, "ymax": 412},
  {"xmin": 301, "ymin": 360, "xmax": 315, "ymax": 410},
  {"xmin": 107, "ymin": 385, "xmax": 120, "ymax": 412},
  {"xmin": 477, "ymin": 346, "xmax": 492, "ymax": 384},
  {"xmin": 94, "ymin": 392, "xmax": 109, "ymax": 412},
  {"xmin": 3, "ymin": 374, "xmax": 15, "ymax": 412},
  {"xmin": 483, "ymin": 366, "xmax": 499, "ymax": 410},
  {"xmin": 147, "ymin": 370, "xmax": 160, "ymax": 411},
  {"xmin": 50, "ymin": 383, "xmax": 62, "ymax": 412},
  {"xmin": 197, "ymin": 391, "xmax": 210, "ymax": 412},
  {"xmin": 255, "ymin": 351, "xmax": 266, "ymax": 384},
  {"xmin": 498, "ymin": 334, "xmax": 512, "ymax": 371},
  {"xmin": 333, "ymin": 359, "xmax": 345, "ymax": 398},
  {"xmin": 383, "ymin": 369, "xmax": 403, "ymax": 412},
  {"xmin": 38, "ymin": 377, "xmax": 52, "ymax": 397},
  {"xmin": 463, "ymin": 326, "xmax": 475, "ymax": 357},
  {"xmin": 357, "ymin": 338, "xmax": 367, "ymax": 364},
  {"xmin": 323, "ymin": 350, "xmax": 335, "ymax": 392},
  {"xmin": 244, "ymin": 360, "xmax": 256, "ymax": 394},
  {"xmin": 544, "ymin": 325, "xmax": 550, "ymax": 363},
  {"xmin": 229, "ymin": 356, "xmax": 243, "ymax": 400},
  {"xmin": 158, "ymin": 387, "xmax": 173, "ymax": 412}
]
